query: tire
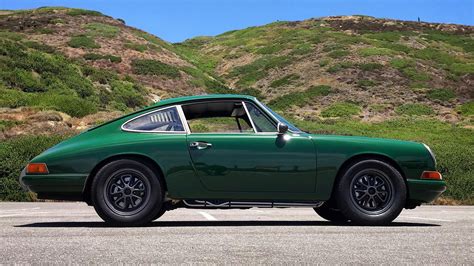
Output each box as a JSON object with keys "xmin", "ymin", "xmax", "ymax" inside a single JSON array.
[
  {"xmin": 314, "ymin": 202, "xmax": 349, "ymax": 223},
  {"xmin": 91, "ymin": 159, "xmax": 164, "ymax": 226},
  {"xmin": 152, "ymin": 207, "xmax": 167, "ymax": 221},
  {"xmin": 335, "ymin": 159, "xmax": 406, "ymax": 225}
]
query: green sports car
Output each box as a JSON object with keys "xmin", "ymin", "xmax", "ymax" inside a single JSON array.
[{"xmin": 20, "ymin": 94, "xmax": 446, "ymax": 226}]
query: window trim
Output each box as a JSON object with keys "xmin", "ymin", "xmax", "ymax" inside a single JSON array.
[
  {"xmin": 243, "ymin": 101, "xmax": 279, "ymax": 134},
  {"xmin": 121, "ymin": 105, "xmax": 187, "ymax": 134},
  {"xmin": 179, "ymin": 99, "xmax": 260, "ymax": 135}
]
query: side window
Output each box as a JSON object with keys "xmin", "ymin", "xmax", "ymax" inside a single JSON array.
[
  {"xmin": 245, "ymin": 102, "xmax": 277, "ymax": 132},
  {"xmin": 182, "ymin": 101, "xmax": 254, "ymax": 133},
  {"xmin": 122, "ymin": 107, "xmax": 185, "ymax": 132}
]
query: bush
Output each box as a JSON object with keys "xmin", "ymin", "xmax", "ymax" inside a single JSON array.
[
  {"xmin": 358, "ymin": 47, "xmax": 394, "ymax": 57},
  {"xmin": 68, "ymin": 35, "xmax": 100, "ymax": 49},
  {"xmin": 427, "ymin": 88, "xmax": 456, "ymax": 101},
  {"xmin": 269, "ymin": 74, "xmax": 300, "ymax": 88},
  {"xmin": 0, "ymin": 135, "xmax": 66, "ymax": 201},
  {"xmin": 395, "ymin": 103, "xmax": 434, "ymax": 116},
  {"xmin": 321, "ymin": 102, "xmax": 361, "ymax": 117},
  {"xmin": 67, "ymin": 8, "xmax": 103, "ymax": 16},
  {"xmin": 269, "ymin": 85, "xmax": 332, "ymax": 110},
  {"xmin": 357, "ymin": 79, "xmax": 376, "ymax": 88},
  {"xmin": 124, "ymin": 42, "xmax": 147, "ymax": 52},
  {"xmin": 359, "ymin": 62, "xmax": 383, "ymax": 71},
  {"xmin": 131, "ymin": 59, "xmax": 181, "ymax": 78},
  {"xmin": 456, "ymin": 101, "xmax": 474, "ymax": 116},
  {"xmin": 326, "ymin": 62, "xmax": 353, "ymax": 73},
  {"xmin": 83, "ymin": 23, "xmax": 120, "ymax": 38},
  {"xmin": 84, "ymin": 53, "xmax": 122, "ymax": 63}
]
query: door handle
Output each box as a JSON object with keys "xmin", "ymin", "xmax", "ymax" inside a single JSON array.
[{"xmin": 190, "ymin": 141, "xmax": 212, "ymax": 150}]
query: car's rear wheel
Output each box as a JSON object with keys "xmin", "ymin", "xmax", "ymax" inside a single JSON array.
[
  {"xmin": 91, "ymin": 159, "xmax": 163, "ymax": 226},
  {"xmin": 314, "ymin": 202, "xmax": 349, "ymax": 223},
  {"xmin": 335, "ymin": 159, "xmax": 406, "ymax": 225}
]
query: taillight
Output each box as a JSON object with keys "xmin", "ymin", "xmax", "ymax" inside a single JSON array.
[
  {"xmin": 26, "ymin": 163, "xmax": 49, "ymax": 174},
  {"xmin": 421, "ymin": 171, "xmax": 442, "ymax": 180}
]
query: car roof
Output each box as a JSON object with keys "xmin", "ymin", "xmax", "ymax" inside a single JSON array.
[{"xmin": 151, "ymin": 94, "xmax": 257, "ymax": 107}]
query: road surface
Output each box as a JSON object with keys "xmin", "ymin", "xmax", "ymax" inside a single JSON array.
[{"xmin": 0, "ymin": 202, "xmax": 472, "ymax": 264}]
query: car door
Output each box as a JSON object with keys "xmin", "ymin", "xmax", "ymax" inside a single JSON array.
[{"xmin": 184, "ymin": 101, "xmax": 317, "ymax": 194}]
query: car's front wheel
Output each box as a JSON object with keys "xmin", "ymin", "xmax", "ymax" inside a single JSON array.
[
  {"xmin": 91, "ymin": 159, "xmax": 164, "ymax": 226},
  {"xmin": 335, "ymin": 159, "xmax": 406, "ymax": 225}
]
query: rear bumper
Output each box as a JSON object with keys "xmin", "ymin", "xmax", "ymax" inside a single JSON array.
[
  {"xmin": 19, "ymin": 168, "xmax": 87, "ymax": 200},
  {"xmin": 407, "ymin": 178, "xmax": 447, "ymax": 203}
]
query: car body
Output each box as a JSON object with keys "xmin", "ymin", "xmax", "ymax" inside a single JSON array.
[{"xmin": 20, "ymin": 94, "xmax": 446, "ymax": 225}]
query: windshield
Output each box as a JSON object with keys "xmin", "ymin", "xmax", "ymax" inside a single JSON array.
[{"xmin": 258, "ymin": 101, "xmax": 302, "ymax": 132}]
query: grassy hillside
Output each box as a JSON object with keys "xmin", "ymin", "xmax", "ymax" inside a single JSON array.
[{"xmin": 0, "ymin": 8, "xmax": 472, "ymax": 203}]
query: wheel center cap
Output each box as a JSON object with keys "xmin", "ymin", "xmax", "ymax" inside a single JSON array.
[
  {"xmin": 124, "ymin": 188, "xmax": 132, "ymax": 195},
  {"xmin": 368, "ymin": 187, "xmax": 376, "ymax": 195}
]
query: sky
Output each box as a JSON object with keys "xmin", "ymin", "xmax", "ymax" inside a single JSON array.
[{"xmin": 1, "ymin": 0, "xmax": 473, "ymax": 43}]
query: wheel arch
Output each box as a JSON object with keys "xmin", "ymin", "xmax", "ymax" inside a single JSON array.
[
  {"xmin": 330, "ymin": 153, "xmax": 407, "ymax": 200},
  {"xmin": 82, "ymin": 153, "xmax": 167, "ymax": 205}
]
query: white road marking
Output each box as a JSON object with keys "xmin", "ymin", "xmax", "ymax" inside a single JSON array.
[
  {"xmin": 0, "ymin": 207, "xmax": 40, "ymax": 213},
  {"xmin": 198, "ymin": 211, "xmax": 217, "ymax": 221},
  {"xmin": 402, "ymin": 216, "xmax": 453, "ymax": 222},
  {"xmin": 0, "ymin": 211, "xmax": 50, "ymax": 218}
]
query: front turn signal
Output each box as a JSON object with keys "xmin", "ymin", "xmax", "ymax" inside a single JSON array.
[
  {"xmin": 421, "ymin": 171, "xmax": 442, "ymax": 180},
  {"xmin": 26, "ymin": 163, "xmax": 49, "ymax": 174}
]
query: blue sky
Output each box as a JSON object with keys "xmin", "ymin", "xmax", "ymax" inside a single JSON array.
[{"xmin": 1, "ymin": 0, "xmax": 473, "ymax": 42}]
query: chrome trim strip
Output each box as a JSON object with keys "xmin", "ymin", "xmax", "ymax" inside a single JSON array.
[
  {"xmin": 242, "ymin": 101, "xmax": 257, "ymax": 133},
  {"xmin": 176, "ymin": 104, "xmax": 191, "ymax": 134},
  {"xmin": 121, "ymin": 105, "xmax": 187, "ymax": 134},
  {"xmin": 254, "ymin": 99, "xmax": 299, "ymax": 134}
]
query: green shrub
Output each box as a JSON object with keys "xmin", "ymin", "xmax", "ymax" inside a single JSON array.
[
  {"xmin": 110, "ymin": 80, "xmax": 146, "ymax": 108},
  {"xmin": 359, "ymin": 62, "xmax": 383, "ymax": 71},
  {"xmin": 269, "ymin": 74, "xmax": 300, "ymax": 88},
  {"xmin": 423, "ymin": 31, "xmax": 474, "ymax": 53},
  {"xmin": 269, "ymin": 85, "xmax": 332, "ymax": 110},
  {"xmin": 68, "ymin": 35, "xmax": 100, "ymax": 49},
  {"xmin": 321, "ymin": 102, "xmax": 361, "ymax": 117},
  {"xmin": 0, "ymin": 31, "xmax": 23, "ymax": 41},
  {"xmin": 390, "ymin": 58, "xmax": 414, "ymax": 69},
  {"xmin": 449, "ymin": 63, "xmax": 474, "ymax": 75},
  {"xmin": 83, "ymin": 23, "xmax": 120, "ymax": 38},
  {"xmin": 427, "ymin": 88, "xmax": 456, "ymax": 101},
  {"xmin": 1, "ymin": 69, "xmax": 45, "ymax": 92},
  {"xmin": 67, "ymin": 8, "xmax": 103, "ymax": 16},
  {"xmin": 358, "ymin": 47, "xmax": 394, "ymax": 57},
  {"xmin": 290, "ymin": 43, "xmax": 313, "ymax": 55},
  {"xmin": 131, "ymin": 59, "xmax": 181, "ymax": 78},
  {"xmin": 357, "ymin": 79, "xmax": 376, "ymax": 88},
  {"xmin": 83, "ymin": 53, "xmax": 122, "ymax": 63},
  {"xmin": 256, "ymin": 44, "xmax": 284, "ymax": 54},
  {"xmin": 23, "ymin": 41, "xmax": 55, "ymax": 53},
  {"xmin": 326, "ymin": 62, "xmax": 353, "ymax": 73},
  {"xmin": 124, "ymin": 42, "xmax": 147, "ymax": 52},
  {"xmin": 456, "ymin": 101, "xmax": 474, "ymax": 116},
  {"xmin": 0, "ymin": 135, "xmax": 67, "ymax": 201},
  {"xmin": 395, "ymin": 103, "xmax": 434, "ymax": 116},
  {"xmin": 32, "ymin": 93, "xmax": 98, "ymax": 117},
  {"xmin": 414, "ymin": 48, "xmax": 459, "ymax": 66}
]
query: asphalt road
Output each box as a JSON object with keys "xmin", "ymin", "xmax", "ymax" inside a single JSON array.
[{"xmin": 0, "ymin": 203, "xmax": 472, "ymax": 264}]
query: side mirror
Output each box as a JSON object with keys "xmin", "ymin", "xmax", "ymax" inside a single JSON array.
[{"xmin": 277, "ymin": 122, "xmax": 288, "ymax": 134}]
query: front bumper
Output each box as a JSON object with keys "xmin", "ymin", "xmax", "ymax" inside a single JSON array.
[{"xmin": 407, "ymin": 178, "xmax": 447, "ymax": 203}]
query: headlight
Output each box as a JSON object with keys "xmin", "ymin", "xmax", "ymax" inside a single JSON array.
[{"xmin": 423, "ymin": 143, "xmax": 436, "ymax": 166}]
